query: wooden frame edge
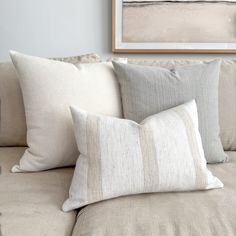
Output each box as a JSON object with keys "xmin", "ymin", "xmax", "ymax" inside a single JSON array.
[
  {"xmin": 112, "ymin": 0, "xmax": 236, "ymax": 54},
  {"xmin": 112, "ymin": 0, "xmax": 116, "ymax": 53},
  {"xmin": 112, "ymin": 48, "xmax": 236, "ymax": 54}
]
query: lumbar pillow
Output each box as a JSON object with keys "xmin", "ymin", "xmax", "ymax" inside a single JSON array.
[
  {"xmin": 10, "ymin": 51, "xmax": 122, "ymax": 172},
  {"xmin": 62, "ymin": 100, "xmax": 223, "ymax": 212},
  {"xmin": 112, "ymin": 60, "xmax": 227, "ymax": 163}
]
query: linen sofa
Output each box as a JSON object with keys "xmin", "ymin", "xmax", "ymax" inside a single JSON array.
[{"xmin": 0, "ymin": 57, "xmax": 236, "ymax": 236}]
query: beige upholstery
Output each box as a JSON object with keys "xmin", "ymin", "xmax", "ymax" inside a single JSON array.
[
  {"xmin": 72, "ymin": 152, "xmax": 236, "ymax": 236},
  {"xmin": 1, "ymin": 57, "xmax": 236, "ymax": 151},
  {"xmin": 0, "ymin": 63, "xmax": 27, "ymax": 146},
  {"xmin": 128, "ymin": 59, "xmax": 236, "ymax": 151},
  {"xmin": 1, "ymin": 56, "xmax": 236, "ymax": 235},
  {"xmin": 0, "ymin": 147, "xmax": 76, "ymax": 236}
]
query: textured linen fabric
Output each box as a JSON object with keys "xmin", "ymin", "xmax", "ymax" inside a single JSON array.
[
  {"xmin": 127, "ymin": 58, "xmax": 236, "ymax": 151},
  {"xmin": 113, "ymin": 60, "xmax": 227, "ymax": 163},
  {"xmin": 63, "ymin": 101, "xmax": 223, "ymax": 212},
  {"xmin": 52, "ymin": 53, "xmax": 101, "ymax": 64},
  {"xmin": 10, "ymin": 51, "xmax": 122, "ymax": 172},
  {"xmin": 72, "ymin": 152, "xmax": 236, "ymax": 236},
  {"xmin": 0, "ymin": 147, "xmax": 76, "ymax": 236},
  {"xmin": 0, "ymin": 53, "xmax": 101, "ymax": 147},
  {"xmin": 0, "ymin": 63, "xmax": 26, "ymax": 146}
]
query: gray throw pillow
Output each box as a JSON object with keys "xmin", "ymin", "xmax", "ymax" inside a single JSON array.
[{"xmin": 113, "ymin": 60, "xmax": 227, "ymax": 163}]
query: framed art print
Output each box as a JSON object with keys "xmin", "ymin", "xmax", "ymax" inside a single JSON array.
[{"xmin": 112, "ymin": 0, "xmax": 236, "ymax": 53}]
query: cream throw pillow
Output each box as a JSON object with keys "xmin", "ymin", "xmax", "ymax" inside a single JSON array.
[
  {"xmin": 63, "ymin": 100, "xmax": 223, "ymax": 212},
  {"xmin": 0, "ymin": 53, "xmax": 101, "ymax": 147},
  {"xmin": 10, "ymin": 51, "xmax": 122, "ymax": 172}
]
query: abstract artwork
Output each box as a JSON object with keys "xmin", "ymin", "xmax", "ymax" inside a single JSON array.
[{"xmin": 112, "ymin": 0, "xmax": 236, "ymax": 53}]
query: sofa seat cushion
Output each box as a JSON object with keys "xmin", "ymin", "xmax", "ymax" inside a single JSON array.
[
  {"xmin": 0, "ymin": 147, "xmax": 76, "ymax": 236},
  {"xmin": 72, "ymin": 151, "xmax": 236, "ymax": 236}
]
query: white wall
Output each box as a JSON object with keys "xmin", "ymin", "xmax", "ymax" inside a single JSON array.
[{"xmin": 0, "ymin": 0, "xmax": 235, "ymax": 62}]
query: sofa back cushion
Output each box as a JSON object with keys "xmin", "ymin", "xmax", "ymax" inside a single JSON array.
[
  {"xmin": 128, "ymin": 58, "xmax": 236, "ymax": 151},
  {"xmin": 0, "ymin": 63, "xmax": 26, "ymax": 146},
  {"xmin": 2, "ymin": 55, "xmax": 236, "ymax": 152},
  {"xmin": 0, "ymin": 53, "xmax": 101, "ymax": 147}
]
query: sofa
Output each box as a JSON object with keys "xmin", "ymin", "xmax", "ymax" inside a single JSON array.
[{"xmin": 0, "ymin": 56, "xmax": 236, "ymax": 236}]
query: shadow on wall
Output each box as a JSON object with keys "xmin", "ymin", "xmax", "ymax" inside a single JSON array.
[{"xmin": 100, "ymin": 0, "xmax": 112, "ymax": 55}]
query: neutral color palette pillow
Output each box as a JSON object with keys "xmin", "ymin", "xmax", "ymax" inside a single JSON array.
[
  {"xmin": 127, "ymin": 58, "xmax": 236, "ymax": 151},
  {"xmin": 63, "ymin": 100, "xmax": 223, "ymax": 212},
  {"xmin": 10, "ymin": 51, "xmax": 122, "ymax": 172},
  {"xmin": 113, "ymin": 60, "xmax": 227, "ymax": 163},
  {"xmin": 0, "ymin": 53, "xmax": 101, "ymax": 147}
]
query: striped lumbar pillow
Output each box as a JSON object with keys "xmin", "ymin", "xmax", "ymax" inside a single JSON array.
[{"xmin": 63, "ymin": 100, "xmax": 223, "ymax": 212}]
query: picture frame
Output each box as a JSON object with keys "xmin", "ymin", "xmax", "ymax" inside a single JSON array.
[{"xmin": 112, "ymin": 0, "xmax": 236, "ymax": 54}]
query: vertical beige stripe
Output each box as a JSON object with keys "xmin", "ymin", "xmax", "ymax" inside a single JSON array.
[
  {"xmin": 86, "ymin": 115, "xmax": 103, "ymax": 202},
  {"xmin": 139, "ymin": 125, "xmax": 159, "ymax": 192},
  {"xmin": 173, "ymin": 108, "xmax": 207, "ymax": 189}
]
